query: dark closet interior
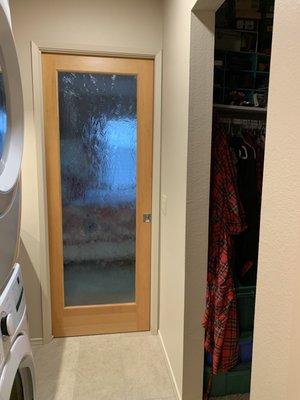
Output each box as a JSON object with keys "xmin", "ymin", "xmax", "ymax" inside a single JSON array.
[{"xmin": 203, "ymin": 1, "xmax": 274, "ymax": 398}]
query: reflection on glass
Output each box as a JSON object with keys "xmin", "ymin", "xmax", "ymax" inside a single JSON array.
[
  {"xmin": 58, "ymin": 72, "xmax": 137, "ymax": 306},
  {"xmin": 0, "ymin": 73, "xmax": 7, "ymax": 159}
]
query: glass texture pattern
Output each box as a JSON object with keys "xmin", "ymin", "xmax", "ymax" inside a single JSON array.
[{"xmin": 58, "ymin": 72, "xmax": 137, "ymax": 306}]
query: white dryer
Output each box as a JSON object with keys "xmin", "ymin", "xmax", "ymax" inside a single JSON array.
[{"xmin": 0, "ymin": 0, "xmax": 35, "ymax": 399}]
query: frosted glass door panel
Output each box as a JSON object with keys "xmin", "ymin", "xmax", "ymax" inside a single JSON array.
[{"xmin": 58, "ymin": 72, "xmax": 137, "ymax": 306}]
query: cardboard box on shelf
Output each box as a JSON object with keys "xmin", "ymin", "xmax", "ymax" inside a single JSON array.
[{"xmin": 235, "ymin": 0, "xmax": 261, "ymax": 19}]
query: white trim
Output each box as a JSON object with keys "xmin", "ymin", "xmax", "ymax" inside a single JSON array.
[
  {"xmin": 158, "ymin": 330, "xmax": 181, "ymax": 400},
  {"xmin": 151, "ymin": 51, "xmax": 162, "ymax": 334},
  {"xmin": 30, "ymin": 337, "xmax": 44, "ymax": 346},
  {"xmin": 31, "ymin": 41, "xmax": 162, "ymax": 341},
  {"xmin": 35, "ymin": 41, "xmax": 158, "ymax": 59},
  {"xmin": 31, "ymin": 41, "xmax": 52, "ymax": 344}
]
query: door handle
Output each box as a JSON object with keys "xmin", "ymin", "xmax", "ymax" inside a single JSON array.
[{"xmin": 143, "ymin": 214, "xmax": 152, "ymax": 223}]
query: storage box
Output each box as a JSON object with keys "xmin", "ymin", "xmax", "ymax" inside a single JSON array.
[
  {"xmin": 239, "ymin": 332, "xmax": 253, "ymax": 363},
  {"xmin": 204, "ymin": 363, "xmax": 251, "ymax": 397},
  {"xmin": 236, "ymin": 285, "xmax": 256, "ymax": 332},
  {"xmin": 236, "ymin": 18, "xmax": 258, "ymax": 31},
  {"xmin": 215, "ymin": 30, "xmax": 241, "ymax": 52},
  {"xmin": 235, "ymin": 0, "xmax": 261, "ymax": 19}
]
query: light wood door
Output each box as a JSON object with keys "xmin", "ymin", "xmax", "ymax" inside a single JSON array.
[{"xmin": 42, "ymin": 53, "xmax": 153, "ymax": 337}]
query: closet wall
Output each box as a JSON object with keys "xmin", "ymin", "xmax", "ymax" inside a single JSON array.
[
  {"xmin": 160, "ymin": 1, "xmax": 223, "ymax": 398},
  {"xmin": 160, "ymin": 1, "xmax": 194, "ymax": 395},
  {"xmin": 251, "ymin": 0, "xmax": 300, "ymax": 398}
]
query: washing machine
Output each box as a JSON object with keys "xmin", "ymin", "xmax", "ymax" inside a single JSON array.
[
  {"xmin": 0, "ymin": 264, "xmax": 35, "ymax": 400},
  {"xmin": 0, "ymin": 0, "xmax": 35, "ymax": 398}
]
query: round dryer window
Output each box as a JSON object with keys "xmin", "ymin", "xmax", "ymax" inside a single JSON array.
[
  {"xmin": 0, "ymin": 69, "xmax": 7, "ymax": 160},
  {"xmin": 0, "ymin": 0, "xmax": 23, "ymax": 193},
  {"xmin": 0, "ymin": 0, "xmax": 23, "ymax": 288}
]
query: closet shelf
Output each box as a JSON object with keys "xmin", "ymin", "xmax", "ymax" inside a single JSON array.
[
  {"xmin": 216, "ymin": 28, "xmax": 258, "ymax": 34},
  {"xmin": 216, "ymin": 49, "xmax": 271, "ymax": 57},
  {"xmin": 213, "ymin": 104, "xmax": 267, "ymax": 114}
]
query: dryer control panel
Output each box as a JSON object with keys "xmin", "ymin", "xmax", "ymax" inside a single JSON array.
[{"xmin": 0, "ymin": 264, "xmax": 26, "ymax": 369}]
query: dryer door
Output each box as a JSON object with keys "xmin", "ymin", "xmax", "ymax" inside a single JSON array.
[
  {"xmin": 0, "ymin": 0, "xmax": 23, "ymax": 289},
  {"xmin": 0, "ymin": 335, "xmax": 35, "ymax": 400},
  {"xmin": 9, "ymin": 366, "xmax": 34, "ymax": 400},
  {"xmin": 9, "ymin": 371, "xmax": 24, "ymax": 400}
]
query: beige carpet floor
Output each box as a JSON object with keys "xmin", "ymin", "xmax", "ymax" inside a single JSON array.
[{"xmin": 33, "ymin": 333, "xmax": 177, "ymax": 400}]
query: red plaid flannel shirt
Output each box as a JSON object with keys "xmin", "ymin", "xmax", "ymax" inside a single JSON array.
[{"xmin": 203, "ymin": 129, "xmax": 246, "ymax": 374}]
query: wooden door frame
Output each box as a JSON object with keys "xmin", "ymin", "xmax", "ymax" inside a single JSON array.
[{"xmin": 31, "ymin": 41, "xmax": 162, "ymax": 343}]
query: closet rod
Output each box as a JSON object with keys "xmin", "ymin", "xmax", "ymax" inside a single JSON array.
[
  {"xmin": 213, "ymin": 104, "xmax": 267, "ymax": 121},
  {"xmin": 218, "ymin": 117, "xmax": 266, "ymax": 128}
]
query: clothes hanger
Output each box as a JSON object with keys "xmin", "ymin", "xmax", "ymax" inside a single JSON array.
[
  {"xmin": 241, "ymin": 127, "xmax": 257, "ymax": 159},
  {"xmin": 230, "ymin": 124, "xmax": 249, "ymax": 160},
  {"xmin": 239, "ymin": 145, "xmax": 248, "ymax": 160}
]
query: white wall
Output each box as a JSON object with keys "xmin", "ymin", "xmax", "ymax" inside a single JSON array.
[
  {"xmin": 159, "ymin": 2, "xmax": 226, "ymax": 398},
  {"xmin": 159, "ymin": 0, "xmax": 193, "ymax": 396},
  {"xmin": 183, "ymin": 8, "xmax": 220, "ymax": 400},
  {"xmin": 10, "ymin": 0, "xmax": 163, "ymax": 339}
]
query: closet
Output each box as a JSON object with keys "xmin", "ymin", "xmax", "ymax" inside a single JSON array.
[{"xmin": 203, "ymin": 1, "xmax": 274, "ymax": 398}]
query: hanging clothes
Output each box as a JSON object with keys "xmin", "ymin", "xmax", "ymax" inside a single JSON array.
[
  {"xmin": 251, "ymin": 132, "xmax": 265, "ymax": 196},
  {"xmin": 233, "ymin": 131, "xmax": 265, "ymax": 283},
  {"xmin": 232, "ymin": 138, "xmax": 260, "ymax": 280},
  {"xmin": 203, "ymin": 127, "xmax": 247, "ymax": 375},
  {"xmin": 239, "ymin": 129, "xmax": 265, "ymax": 196}
]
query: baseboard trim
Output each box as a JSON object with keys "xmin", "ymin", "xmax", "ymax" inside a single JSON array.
[
  {"xmin": 158, "ymin": 330, "xmax": 182, "ymax": 400},
  {"xmin": 30, "ymin": 338, "xmax": 44, "ymax": 346}
]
